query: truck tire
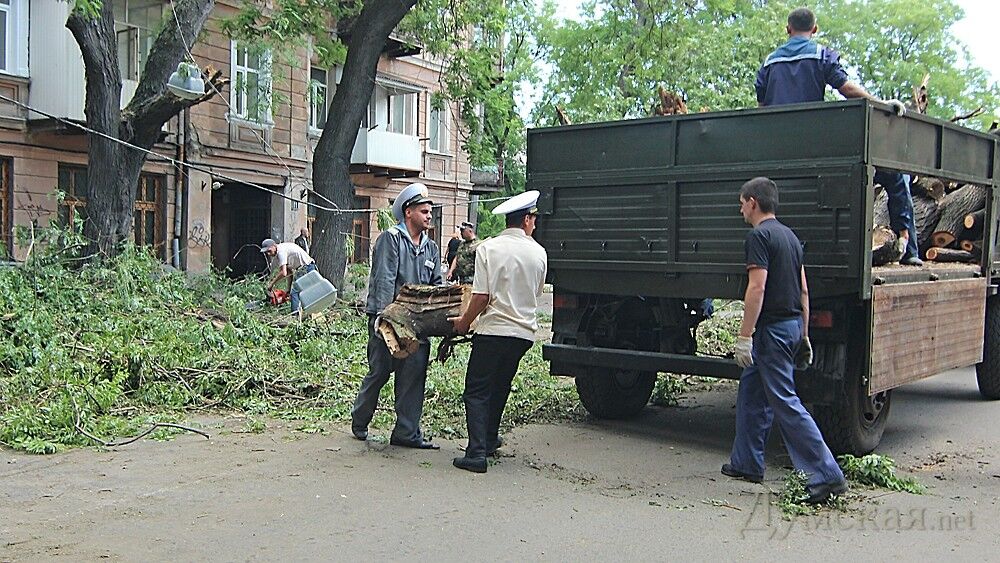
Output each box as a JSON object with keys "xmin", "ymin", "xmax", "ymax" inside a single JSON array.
[
  {"xmin": 812, "ymin": 386, "xmax": 891, "ymax": 456},
  {"xmin": 976, "ymin": 296, "xmax": 1000, "ymax": 399},
  {"xmin": 575, "ymin": 367, "xmax": 656, "ymax": 419},
  {"xmin": 809, "ymin": 343, "xmax": 891, "ymax": 456}
]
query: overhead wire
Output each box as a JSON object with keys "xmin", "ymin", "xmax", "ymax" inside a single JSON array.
[{"xmin": 0, "ymin": 93, "xmax": 511, "ymax": 214}]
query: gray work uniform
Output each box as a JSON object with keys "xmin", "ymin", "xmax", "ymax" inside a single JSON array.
[{"xmin": 351, "ymin": 224, "xmax": 443, "ymax": 442}]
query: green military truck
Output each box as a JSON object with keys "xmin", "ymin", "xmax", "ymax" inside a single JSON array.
[{"xmin": 529, "ymin": 99, "xmax": 1000, "ymax": 456}]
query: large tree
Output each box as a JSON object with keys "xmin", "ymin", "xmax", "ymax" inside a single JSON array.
[
  {"xmin": 226, "ymin": 0, "xmax": 534, "ymax": 285},
  {"xmin": 68, "ymin": 0, "xmax": 227, "ymax": 257}
]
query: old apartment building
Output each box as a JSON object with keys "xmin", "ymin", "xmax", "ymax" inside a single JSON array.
[{"xmin": 0, "ymin": 1, "xmax": 487, "ymax": 275}]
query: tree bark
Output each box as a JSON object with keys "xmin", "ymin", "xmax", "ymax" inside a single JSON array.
[
  {"xmin": 911, "ymin": 176, "xmax": 944, "ymax": 201},
  {"xmin": 925, "ymin": 247, "xmax": 976, "ymax": 263},
  {"xmin": 376, "ymin": 284, "xmax": 471, "ymax": 359},
  {"xmin": 871, "ymin": 226, "xmax": 901, "ymax": 267},
  {"xmin": 312, "ymin": 0, "xmax": 419, "ymax": 289},
  {"xmin": 913, "ymin": 194, "xmax": 941, "ymax": 254},
  {"xmin": 931, "ymin": 184, "xmax": 987, "ymax": 249},
  {"xmin": 66, "ymin": 0, "xmax": 221, "ymax": 259}
]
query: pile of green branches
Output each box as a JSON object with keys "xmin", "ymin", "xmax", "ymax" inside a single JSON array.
[{"xmin": 0, "ymin": 239, "xmax": 580, "ymax": 454}]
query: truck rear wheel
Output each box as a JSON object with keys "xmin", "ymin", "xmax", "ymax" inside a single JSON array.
[
  {"xmin": 976, "ymin": 296, "xmax": 1000, "ymax": 399},
  {"xmin": 812, "ymin": 386, "xmax": 891, "ymax": 456},
  {"xmin": 809, "ymin": 343, "xmax": 891, "ymax": 455},
  {"xmin": 575, "ymin": 367, "xmax": 656, "ymax": 419}
]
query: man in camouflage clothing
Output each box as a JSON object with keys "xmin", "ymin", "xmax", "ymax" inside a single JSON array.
[{"xmin": 447, "ymin": 222, "xmax": 479, "ymax": 284}]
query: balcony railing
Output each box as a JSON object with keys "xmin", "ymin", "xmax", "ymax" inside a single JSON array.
[{"xmin": 351, "ymin": 127, "xmax": 422, "ymax": 173}]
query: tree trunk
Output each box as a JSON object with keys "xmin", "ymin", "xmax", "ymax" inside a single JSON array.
[
  {"xmin": 913, "ymin": 194, "xmax": 941, "ymax": 254},
  {"xmin": 312, "ymin": 0, "xmax": 419, "ymax": 289},
  {"xmin": 873, "ymin": 187, "xmax": 889, "ymax": 228},
  {"xmin": 931, "ymin": 184, "xmax": 987, "ymax": 249},
  {"xmin": 67, "ymin": 0, "xmax": 218, "ymax": 259}
]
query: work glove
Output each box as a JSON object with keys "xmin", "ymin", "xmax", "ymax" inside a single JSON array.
[
  {"xmin": 734, "ymin": 336, "xmax": 754, "ymax": 368},
  {"xmin": 795, "ymin": 337, "xmax": 813, "ymax": 370},
  {"xmin": 885, "ymin": 99, "xmax": 906, "ymax": 117}
]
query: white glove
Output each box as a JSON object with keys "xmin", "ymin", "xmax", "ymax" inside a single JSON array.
[
  {"xmin": 795, "ymin": 337, "xmax": 813, "ymax": 370},
  {"xmin": 886, "ymin": 99, "xmax": 906, "ymax": 117},
  {"xmin": 735, "ymin": 336, "xmax": 754, "ymax": 368}
]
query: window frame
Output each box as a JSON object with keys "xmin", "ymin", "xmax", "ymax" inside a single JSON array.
[
  {"xmin": 308, "ymin": 66, "xmax": 328, "ymax": 134},
  {"xmin": 386, "ymin": 91, "xmax": 417, "ymax": 136},
  {"xmin": 0, "ymin": 0, "xmax": 28, "ymax": 77},
  {"xmin": 427, "ymin": 97, "xmax": 450, "ymax": 154},
  {"xmin": 229, "ymin": 40, "xmax": 273, "ymax": 125}
]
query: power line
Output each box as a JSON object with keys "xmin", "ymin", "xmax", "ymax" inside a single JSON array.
[{"xmin": 0, "ymin": 92, "xmax": 512, "ymax": 214}]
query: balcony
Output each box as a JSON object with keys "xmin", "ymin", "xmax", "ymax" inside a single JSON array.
[
  {"xmin": 350, "ymin": 127, "xmax": 422, "ymax": 177},
  {"xmin": 27, "ymin": 3, "xmax": 143, "ymax": 125}
]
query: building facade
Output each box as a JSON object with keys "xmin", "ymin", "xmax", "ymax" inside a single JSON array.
[{"xmin": 0, "ymin": 0, "xmax": 483, "ymax": 274}]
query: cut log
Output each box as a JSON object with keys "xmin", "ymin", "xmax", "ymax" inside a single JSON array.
[
  {"xmin": 960, "ymin": 239, "xmax": 983, "ymax": 260},
  {"xmin": 911, "ymin": 176, "xmax": 945, "ymax": 201},
  {"xmin": 376, "ymin": 284, "xmax": 471, "ymax": 359},
  {"xmin": 963, "ymin": 209, "xmax": 986, "ymax": 240},
  {"xmin": 871, "ymin": 226, "xmax": 902, "ymax": 266},
  {"xmin": 925, "ymin": 247, "xmax": 976, "ymax": 263},
  {"xmin": 931, "ymin": 184, "xmax": 987, "ymax": 248}
]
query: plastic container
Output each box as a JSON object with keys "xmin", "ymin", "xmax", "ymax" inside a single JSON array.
[{"xmin": 293, "ymin": 269, "xmax": 338, "ymax": 315}]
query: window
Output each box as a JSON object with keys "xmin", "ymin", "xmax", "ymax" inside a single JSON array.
[
  {"xmin": 309, "ymin": 67, "xmax": 328, "ymax": 131},
  {"xmin": 428, "ymin": 101, "xmax": 449, "ymax": 153},
  {"xmin": 387, "ymin": 92, "xmax": 417, "ymax": 136},
  {"xmin": 114, "ymin": 0, "xmax": 163, "ymax": 81},
  {"xmin": 134, "ymin": 174, "xmax": 165, "ymax": 257},
  {"xmin": 0, "ymin": 0, "xmax": 27, "ymax": 76},
  {"xmin": 351, "ymin": 196, "xmax": 370, "ymax": 264},
  {"xmin": 58, "ymin": 165, "xmax": 165, "ymax": 256},
  {"xmin": 0, "ymin": 157, "xmax": 10, "ymax": 258},
  {"xmin": 230, "ymin": 40, "xmax": 272, "ymax": 123},
  {"xmin": 58, "ymin": 165, "xmax": 89, "ymax": 230}
]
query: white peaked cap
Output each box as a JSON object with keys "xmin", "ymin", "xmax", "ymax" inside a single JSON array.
[{"xmin": 492, "ymin": 190, "xmax": 540, "ymax": 216}]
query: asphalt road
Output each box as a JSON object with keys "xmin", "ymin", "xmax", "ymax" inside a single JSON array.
[{"xmin": 2, "ymin": 367, "xmax": 998, "ymax": 561}]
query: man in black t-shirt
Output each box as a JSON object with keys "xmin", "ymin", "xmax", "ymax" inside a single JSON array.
[{"xmin": 722, "ymin": 177, "xmax": 847, "ymax": 504}]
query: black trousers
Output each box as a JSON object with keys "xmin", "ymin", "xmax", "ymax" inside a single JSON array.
[{"xmin": 462, "ymin": 334, "xmax": 533, "ymax": 459}]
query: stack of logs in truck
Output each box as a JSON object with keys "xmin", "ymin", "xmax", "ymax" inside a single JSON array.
[{"xmin": 872, "ymin": 179, "xmax": 989, "ymax": 265}]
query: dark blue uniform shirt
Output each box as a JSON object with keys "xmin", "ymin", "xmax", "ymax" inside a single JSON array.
[
  {"xmin": 745, "ymin": 218, "xmax": 803, "ymax": 327},
  {"xmin": 755, "ymin": 36, "xmax": 849, "ymax": 106}
]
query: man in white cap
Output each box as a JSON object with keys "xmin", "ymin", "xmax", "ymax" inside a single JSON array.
[
  {"xmin": 449, "ymin": 190, "xmax": 548, "ymax": 472},
  {"xmin": 351, "ymin": 183, "xmax": 443, "ymax": 449},
  {"xmin": 261, "ymin": 237, "xmax": 317, "ymax": 314}
]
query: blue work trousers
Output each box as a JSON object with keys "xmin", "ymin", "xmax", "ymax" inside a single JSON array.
[
  {"xmin": 729, "ymin": 318, "xmax": 844, "ymax": 486},
  {"xmin": 289, "ymin": 263, "xmax": 317, "ymax": 313},
  {"xmin": 875, "ymin": 169, "xmax": 919, "ymax": 261}
]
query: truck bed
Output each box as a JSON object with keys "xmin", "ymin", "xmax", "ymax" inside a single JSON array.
[{"xmin": 871, "ymin": 262, "xmax": 981, "ymax": 285}]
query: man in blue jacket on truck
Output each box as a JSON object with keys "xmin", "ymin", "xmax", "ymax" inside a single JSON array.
[{"xmin": 756, "ymin": 7, "xmax": 922, "ymax": 266}]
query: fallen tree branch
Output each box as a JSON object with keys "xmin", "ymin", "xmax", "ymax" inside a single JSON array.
[{"xmin": 70, "ymin": 388, "xmax": 209, "ymax": 446}]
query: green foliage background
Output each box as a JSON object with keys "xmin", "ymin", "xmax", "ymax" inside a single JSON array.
[{"xmin": 535, "ymin": 0, "xmax": 999, "ymax": 129}]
